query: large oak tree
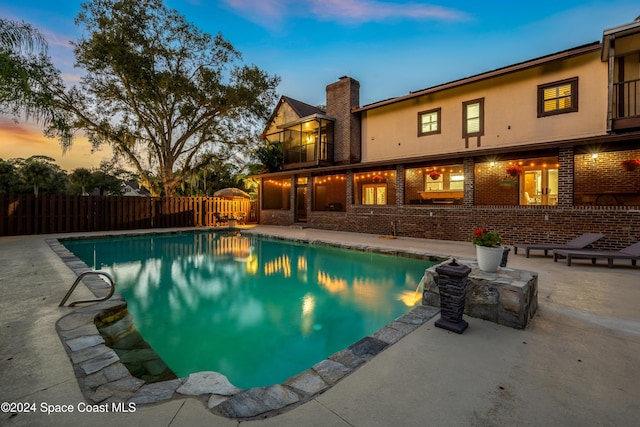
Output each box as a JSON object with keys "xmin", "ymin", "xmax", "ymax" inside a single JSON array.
[{"xmin": 53, "ymin": 0, "xmax": 279, "ymax": 196}]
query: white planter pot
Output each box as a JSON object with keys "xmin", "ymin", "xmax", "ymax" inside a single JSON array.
[{"xmin": 475, "ymin": 245, "xmax": 503, "ymax": 273}]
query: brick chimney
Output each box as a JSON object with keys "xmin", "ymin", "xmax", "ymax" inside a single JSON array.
[{"xmin": 326, "ymin": 76, "xmax": 361, "ymax": 164}]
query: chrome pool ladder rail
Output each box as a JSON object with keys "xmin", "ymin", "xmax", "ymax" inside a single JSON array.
[{"xmin": 59, "ymin": 270, "xmax": 116, "ymax": 307}]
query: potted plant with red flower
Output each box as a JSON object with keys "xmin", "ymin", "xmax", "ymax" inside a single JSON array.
[
  {"xmin": 506, "ymin": 165, "xmax": 523, "ymax": 177},
  {"xmin": 472, "ymin": 228, "xmax": 503, "ymax": 272},
  {"xmin": 499, "ymin": 165, "xmax": 523, "ymax": 190},
  {"xmin": 621, "ymin": 159, "xmax": 640, "ymax": 172}
]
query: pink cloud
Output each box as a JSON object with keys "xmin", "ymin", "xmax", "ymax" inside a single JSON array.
[
  {"xmin": 41, "ymin": 29, "xmax": 75, "ymax": 50},
  {"xmin": 309, "ymin": 0, "xmax": 465, "ymax": 23},
  {"xmin": 222, "ymin": 0, "xmax": 466, "ymax": 26},
  {"xmin": 222, "ymin": 0, "xmax": 288, "ymax": 24}
]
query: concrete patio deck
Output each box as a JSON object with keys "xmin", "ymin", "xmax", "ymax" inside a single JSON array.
[{"xmin": 1, "ymin": 225, "xmax": 639, "ymax": 426}]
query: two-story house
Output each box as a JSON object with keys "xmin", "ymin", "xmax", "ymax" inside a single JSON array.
[{"xmin": 256, "ymin": 18, "xmax": 640, "ymax": 248}]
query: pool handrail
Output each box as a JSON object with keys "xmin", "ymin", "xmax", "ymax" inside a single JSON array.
[{"xmin": 59, "ymin": 270, "xmax": 116, "ymax": 307}]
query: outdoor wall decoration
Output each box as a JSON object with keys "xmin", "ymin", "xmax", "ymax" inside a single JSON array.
[
  {"xmin": 506, "ymin": 165, "xmax": 524, "ymax": 177},
  {"xmin": 499, "ymin": 179, "xmax": 517, "ymax": 190},
  {"xmin": 499, "ymin": 164, "xmax": 523, "ymax": 190},
  {"xmin": 428, "ymin": 170, "xmax": 441, "ymax": 180},
  {"xmin": 621, "ymin": 158, "xmax": 640, "ymax": 172}
]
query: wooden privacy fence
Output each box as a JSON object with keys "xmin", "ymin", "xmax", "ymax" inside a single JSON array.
[{"xmin": 0, "ymin": 195, "xmax": 257, "ymax": 237}]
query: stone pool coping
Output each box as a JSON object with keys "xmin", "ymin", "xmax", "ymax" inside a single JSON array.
[{"xmin": 47, "ymin": 230, "xmax": 442, "ymax": 420}]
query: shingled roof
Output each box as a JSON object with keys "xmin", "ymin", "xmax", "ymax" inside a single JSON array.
[
  {"xmin": 281, "ymin": 96, "xmax": 325, "ymax": 117},
  {"xmin": 262, "ymin": 96, "xmax": 327, "ymax": 138},
  {"xmin": 355, "ymin": 42, "xmax": 601, "ymax": 112}
]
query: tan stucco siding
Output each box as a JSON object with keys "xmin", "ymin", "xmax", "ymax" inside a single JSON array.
[
  {"xmin": 361, "ymin": 51, "xmax": 607, "ymax": 162},
  {"xmin": 264, "ymin": 102, "xmax": 302, "ymax": 136}
]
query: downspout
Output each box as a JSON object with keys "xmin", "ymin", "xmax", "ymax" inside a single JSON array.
[{"xmin": 606, "ymin": 35, "xmax": 615, "ymax": 134}]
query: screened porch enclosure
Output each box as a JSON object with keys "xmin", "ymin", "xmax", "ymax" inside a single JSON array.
[{"xmin": 266, "ymin": 116, "xmax": 334, "ymax": 169}]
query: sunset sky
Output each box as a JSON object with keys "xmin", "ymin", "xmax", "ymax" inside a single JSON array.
[{"xmin": 1, "ymin": 0, "xmax": 638, "ymax": 171}]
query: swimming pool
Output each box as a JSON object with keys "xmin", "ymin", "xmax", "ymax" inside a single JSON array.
[{"xmin": 63, "ymin": 231, "xmax": 436, "ymax": 389}]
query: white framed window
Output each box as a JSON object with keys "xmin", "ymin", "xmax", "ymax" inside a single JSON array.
[
  {"xmin": 449, "ymin": 173, "xmax": 464, "ymax": 190},
  {"xmin": 418, "ymin": 108, "xmax": 441, "ymax": 136},
  {"xmin": 463, "ymin": 98, "xmax": 483, "ymax": 137}
]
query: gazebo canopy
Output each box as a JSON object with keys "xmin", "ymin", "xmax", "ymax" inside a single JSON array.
[{"xmin": 213, "ymin": 187, "xmax": 250, "ymax": 199}]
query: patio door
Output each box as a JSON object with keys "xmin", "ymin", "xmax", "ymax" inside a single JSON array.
[
  {"xmin": 522, "ymin": 168, "xmax": 558, "ymax": 205},
  {"xmin": 362, "ymin": 184, "xmax": 387, "ymax": 205}
]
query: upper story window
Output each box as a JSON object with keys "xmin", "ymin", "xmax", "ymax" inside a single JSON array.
[
  {"xmin": 418, "ymin": 108, "xmax": 441, "ymax": 136},
  {"xmin": 463, "ymin": 98, "xmax": 484, "ymax": 137},
  {"xmin": 538, "ymin": 77, "xmax": 578, "ymax": 117}
]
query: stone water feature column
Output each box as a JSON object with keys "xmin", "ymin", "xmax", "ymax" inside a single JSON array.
[{"xmin": 434, "ymin": 260, "xmax": 472, "ymax": 334}]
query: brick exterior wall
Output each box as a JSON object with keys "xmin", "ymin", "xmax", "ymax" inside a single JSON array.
[
  {"xmin": 404, "ymin": 167, "xmax": 424, "ymax": 204},
  {"xmin": 260, "ymin": 177, "xmax": 294, "ymax": 225},
  {"xmin": 302, "ymin": 205, "xmax": 638, "ymax": 250},
  {"xmin": 259, "ymin": 151, "xmax": 640, "ymax": 249},
  {"xmin": 574, "ymin": 148, "xmax": 640, "ymax": 205},
  {"xmin": 474, "ymin": 161, "xmax": 519, "ymax": 205},
  {"xmin": 262, "ymin": 199, "xmax": 638, "ymax": 249},
  {"xmin": 326, "ymin": 77, "xmax": 361, "ymax": 164},
  {"xmin": 260, "ymin": 209, "xmax": 292, "ymax": 226}
]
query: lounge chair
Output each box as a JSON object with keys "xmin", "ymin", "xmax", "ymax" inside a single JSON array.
[
  {"xmin": 513, "ymin": 233, "xmax": 605, "ymax": 258},
  {"xmin": 553, "ymin": 242, "xmax": 640, "ymax": 267}
]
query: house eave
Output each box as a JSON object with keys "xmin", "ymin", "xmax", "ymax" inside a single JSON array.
[
  {"xmin": 601, "ymin": 19, "xmax": 640, "ymax": 60},
  {"xmin": 276, "ymin": 113, "xmax": 335, "ymax": 129},
  {"xmin": 251, "ymin": 131, "xmax": 640, "ymax": 179},
  {"xmin": 354, "ymin": 42, "xmax": 601, "ymax": 113}
]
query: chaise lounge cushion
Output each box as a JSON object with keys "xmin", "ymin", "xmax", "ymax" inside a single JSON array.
[
  {"xmin": 513, "ymin": 233, "xmax": 605, "ymax": 258},
  {"xmin": 553, "ymin": 241, "xmax": 640, "ymax": 267}
]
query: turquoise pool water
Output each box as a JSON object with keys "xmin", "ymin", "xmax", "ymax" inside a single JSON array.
[{"xmin": 63, "ymin": 232, "xmax": 435, "ymax": 389}]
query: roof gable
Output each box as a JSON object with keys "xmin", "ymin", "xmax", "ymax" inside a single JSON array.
[
  {"xmin": 262, "ymin": 96, "xmax": 326, "ymax": 137},
  {"xmin": 282, "ymin": 96, "xmax": 325, "ymax": 117}
]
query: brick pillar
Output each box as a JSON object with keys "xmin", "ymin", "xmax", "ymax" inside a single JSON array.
[
  {"xmin": 463, "ymin": 157, "xmax": 475, "ymax": 206},
  {"xmin": 396, "ymin": 165, "xmax": 405, "ymax": 206},
  {"xmin": 558, "ymin": 147, "xmax": 574, "ymax": 207},
  {"xmin": 306, "ymin": 175, "xmax": 312, "ymax": 214},
  {"xmin": 346, "ymin": 170, "xmax": 354, "ymax": 208},
  {"xmin": 289, "ymin": 176, "xmax": 295, "ymax": 221}
]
